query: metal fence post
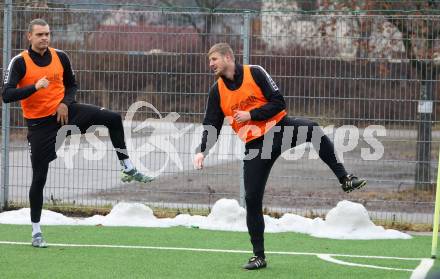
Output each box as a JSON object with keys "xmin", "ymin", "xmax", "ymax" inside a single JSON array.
[
  {"xmin": 415, "ymin": 67, "xmax": 434, "ymax": 191},
  {"xmin": 1, "ymin": 0, "xmax": 12, "ymax": 211},
  {"xmin": 239, "ymin": 11, "xmax": 251, "ymax": 208}
]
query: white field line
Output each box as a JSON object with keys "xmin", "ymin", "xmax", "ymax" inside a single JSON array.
[
  {"xmin": 410, "ymin": 259, "xmax": 435, "ymax": 279},
  {"xmin": 317, "ymin": 254, "xmax": 413, "ymax": 272},
  {"xmin": 0, "ymin": 241, "xmax": 434, "ymax": 278}
]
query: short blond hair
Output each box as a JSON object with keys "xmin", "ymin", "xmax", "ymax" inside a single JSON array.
[{"xmin": 208, "ymin": 43, "xmax": 235, "ymax": 61}]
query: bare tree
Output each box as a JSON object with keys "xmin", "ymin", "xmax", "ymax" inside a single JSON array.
[{"xmin": 156, "ymin": 0, "xmax": 247, "ymax": 49}]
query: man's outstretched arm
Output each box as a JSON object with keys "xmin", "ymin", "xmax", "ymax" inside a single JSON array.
[{"xmin": 194, "ymin": 83, "xmax": 225, "ymax": 169}]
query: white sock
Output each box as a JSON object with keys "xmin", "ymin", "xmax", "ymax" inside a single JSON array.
[
  {"xmin": 32, "ymin": 222, "xmax": 41, "ymax": 237},
  {"xmin": 120, "ymin": 159, "xmax": 134, "ymax": 172}
]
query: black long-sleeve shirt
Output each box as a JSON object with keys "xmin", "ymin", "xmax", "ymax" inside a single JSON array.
[
  {"xmin": 197, "ymin": 63, "xmax": 286, "ymax": 156},
  {"xmin": 2, "ymin": 46, "xmax": 77, "ymax": 109}
]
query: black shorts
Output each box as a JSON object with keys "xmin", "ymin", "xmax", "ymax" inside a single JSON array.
[{"xmin": 26, "ymin": 103, "xmax": 105, "ymax": 167}]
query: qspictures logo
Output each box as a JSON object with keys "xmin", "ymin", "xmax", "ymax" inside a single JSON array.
[{"xmin": 54, "ymin": 101, "xmax": 386, "ymax": 176}]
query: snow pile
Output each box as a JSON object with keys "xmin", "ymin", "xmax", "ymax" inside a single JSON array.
[{"xmin": 0, "ymin": 199, "xmax": 411, "ymax": 240}]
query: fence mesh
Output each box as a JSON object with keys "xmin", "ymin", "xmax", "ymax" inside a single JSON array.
[{"xmin": 1, "ymin": 3, "xmax": 439, "ymax": 225}]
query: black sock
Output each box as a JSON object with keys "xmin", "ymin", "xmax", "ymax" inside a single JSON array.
[
  {"xmin": 338, "ymin": 174, "xmax": 348, "ymax": 184},
  {"xmin": 255, "ymin": 252, "xmax": 265, "ymax": 259}
]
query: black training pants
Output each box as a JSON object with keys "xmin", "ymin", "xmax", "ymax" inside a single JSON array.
[
  {"xmin": 28, "ymin": 103, "xmax": 128, "ymax": 222},
  {"xmin": 243, "ymin": 116, "xmax": 347, "ymax": 257}
]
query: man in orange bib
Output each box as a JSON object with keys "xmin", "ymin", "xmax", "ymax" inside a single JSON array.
[
  {"xmin": 193, "ymin": 43, "xmax": 366, "ymax": 270},
  {"xmin": 2, "ymin": 19, "xmax": 153, "ymax": 248}
]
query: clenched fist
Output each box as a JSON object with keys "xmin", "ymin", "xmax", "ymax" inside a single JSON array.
[{"xmin": 35, "ymin": 76, "xmax": 49, "ymax": 90}]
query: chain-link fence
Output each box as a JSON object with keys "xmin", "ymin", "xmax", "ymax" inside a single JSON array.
[{"xmin": 1, "ymin": 3, "xmax": 439, "ymax": 225}]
